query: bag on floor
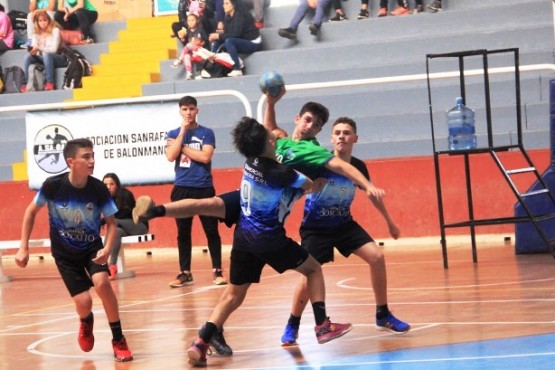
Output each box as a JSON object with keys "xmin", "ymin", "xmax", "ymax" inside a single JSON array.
[
  {"xmin": 26, "ymin": 64, "xmax": 45, "ymax": 92},
  {"xmin": 60, "ymin": 30, "xmax": 84, "ymax": 46},
  {"xmin": 61, "ymin": 46, "xmax": 92, "ymax": 89},
  {"xmin": 2, "ymin": 65, "xmax": 25, "ymax": 93}
]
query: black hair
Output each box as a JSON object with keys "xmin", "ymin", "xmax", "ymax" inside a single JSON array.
[
  {"xmin": 231, "ymin": 117, "xmax": 268, "ymax": 158},
  {"xmin": 299, "ymin": 102, "xmax": 330, "ymax": 127},
  {"xmin": 178, "ymin": 95, "xmax": 197, "ymax": 107},
  {"xmin": 0, "ymin": 5, "xmax": 4, "ymax": 12},
  {"xmin": 63, "ymin": 138, "xmax": 93, "ymax": 160},
  {"xmin": 332, "ymin": 117, "xmax": 357, "ymax": 133},
  {"xmin": 102, "ymin": 172, "xmax": 122, "ymax": 189}
]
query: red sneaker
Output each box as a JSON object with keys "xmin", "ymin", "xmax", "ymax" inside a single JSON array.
[
  {"xmin": 20, "ymin": 85, "xmax": 27, "ymax": 93},
  {"xmin": 112, "ymin": 336, "xmax": 133, "ymax": 362},
  {"xmin": 78, "ymin": 315, "xmax": 94, "ymax": 352},
  {"xmin": 314, "ymin": 318, "xmax": 352, "ymax": 344},
  {"xmin": 255, "ymin": 21, "xmax": 264, "ymax": 29},
  {"xmin": 377, "ymin": 7, "xmax": 387, "ymax": 17},
  {"xmin": 187, "ymin": 338, "xmax": 210, "ymax": 367},
  {"xmin": 45, "ymin": 82, "xmax": 55, "ymax": 91},
  {"xmin": 390, "ymin": 6, "xmax": 409, "ymax": 16}
]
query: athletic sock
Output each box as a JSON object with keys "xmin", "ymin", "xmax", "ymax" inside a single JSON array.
[
  {"xmin": 199, "ymin": 322, "xmax": 218, "ymax": 343},
  {"xmin": 150, "ymin": 205, "xmax": 166, "ymax": 218},
  {"xmin": 81, "ymin": 311, "xmax": 94, "ymax": 323},
  {"xmin": 287, "ymin": 314, "xmax": 301, "ymax": 326},
  {"xmin": 312, "ymin": 301, "xmax": 327, "ymax": 326},
  {"xmin": 109, "ymin": 320, "xmax": 124, "ymax": 342},
  {"xmin": 376, "ymin": 304, "xmax": 390, "ymax": 320}
]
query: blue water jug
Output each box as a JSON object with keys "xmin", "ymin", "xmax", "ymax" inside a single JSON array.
[{"xmin": 447, "ymin": 97, "xmax": 477, "ymax": 150}]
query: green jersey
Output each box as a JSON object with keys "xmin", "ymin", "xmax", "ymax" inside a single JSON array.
[{"xmin": 275, "ymin": 137, "xmax": 334, "ymax": 179}]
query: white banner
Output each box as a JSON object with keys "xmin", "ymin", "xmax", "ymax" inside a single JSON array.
[{"xmin": 26, "ymin": 103, "xmax": 178, "ymax": 190}]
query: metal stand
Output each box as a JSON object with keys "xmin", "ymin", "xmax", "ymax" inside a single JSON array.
[{"xmin": 426, "ymin": 48, "xmax": 555, "ymax": 269}]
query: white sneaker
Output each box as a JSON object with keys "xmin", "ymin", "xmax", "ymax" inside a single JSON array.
[
  {"xmin": 200, "ymin": 70, "xmax": 212, "ymax": 79},
  {"xmin": 186, "ymin": 72, "xmax": 193, "ymax": 80},
  {"xmin": 195, "ymin": 75, "xmax": 204, "ymax": 80},
  {"xmin": 227, "ymin": 69, "xmax": 243, "ymax": 77},
  {"xmin": 171, "ymin": 59, "xmax": 182, "ymax": 69}
]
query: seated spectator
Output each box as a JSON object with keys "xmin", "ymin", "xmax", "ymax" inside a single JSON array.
[
  {"xmin": 172, "ymin": 0, "xmax": 217, "ymax": 46},
  {"xmin": 427, "ymin": 0, "xmax": 442, "ymax": 13},
  {"xmin": 278, "ymin": 0, "xmax": 331, "ymax": 40},
  {"xmin": 26, "ymin": 0, "xmax": 57, "ymax": 47},
  {"xmin": 54, "ymin": 0, "xmax": 97, "ymax": 44},
  {"xmin": 241, "ymin": 0, "xmax": 270, "ymax": 28},
  {"xmin": 21, "ymin": 10, "xmax": 67, "ymax": 92},
  {"xmin": 209, "ymin": 0, "xmax": 261, "ymax": 77},
  {"xmin": 357, "ymin": 0, "xmax": 423, "ymax": 18},
  {"xmin": 171, "ymin": 14, "xmax": 208, "ymax": 80},
  {"xmin": 0, "ymin": 4, "xmax": 14, "ymax": 55},
  {"xmin": 102, "ymin": 173, "xmax": 148, "ymax": 280}
]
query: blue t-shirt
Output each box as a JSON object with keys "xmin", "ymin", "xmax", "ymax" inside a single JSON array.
[
  {"xmin": 302, "ymin": 156, "xmax": 370, "ymax": 229},
  {"xmin": 166, "ymin": 125, "xmax": 216, "ymax": 188},
  {"xmin": 34, "ymin": 173, "xmax": 117, "ymax": 252},
  {"xmin": 234, "ymin": 156, "xmax": 307, "ymax": 251}
]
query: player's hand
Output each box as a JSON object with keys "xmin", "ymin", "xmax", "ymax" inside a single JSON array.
[
  {"xmin": 311, "ymin": 177, "xmax": 328, "ymax": 193},
  {"xmin": 91, "ymin": 248, "xmax": 109, "ymax": 265},
  {"xmin": 366, "ymin": 183, "xmax": 385, "ymax": 201},
  {"xmin": 266, "ymin": 86, "xmax": 286, "ymax": 105},
  {"xmin": 15, "ymin": 248, "xmax": 29, "ymax": 268},
  {"xmin": 388, "ymin": 222, "xmax": 400, "ymax": 240}
]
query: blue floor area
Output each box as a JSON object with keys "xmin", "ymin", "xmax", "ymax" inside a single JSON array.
[{"xmin": 275, "ymin": 333, "xmax": 555, "ymax": 370}]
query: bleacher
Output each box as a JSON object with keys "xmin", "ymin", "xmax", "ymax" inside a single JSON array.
[{"xmin": 0, "ymin": 0, "xmax": 554, "ymax": 182}]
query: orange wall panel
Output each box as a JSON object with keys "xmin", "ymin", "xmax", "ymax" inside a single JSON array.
[{"xmin": 0, "ymin": 150, "xmax": 550, "ymax": 248}]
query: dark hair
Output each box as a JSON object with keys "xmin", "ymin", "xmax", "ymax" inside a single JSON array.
[
  {"xmin": 102, "ymin": 172, "xmax": 126, "ymax": 209},
  {"xmin": 299, "ymin": 102, "xmax": 329, "ymax": 127},
  {"xmin": 332, "ymin": 117, "xmax": 357, "ymax": 133},
  {"xmin": 63, "ymin": 138, "xmax": 93, "ymax": 160},
  {"xmin": 102, "ymin": 172, "xmax": 122, "ymax": 190},
  {"xmin": 0, "ymin": 5, "xmax": 4, "ymax": 12},
  {"xmin": 232, "ymin": 117, "xmax": 268, "ymax": 158},
  {"xmin": 179, "ymin": 95, "xmax": 197, "ymax": 107}
]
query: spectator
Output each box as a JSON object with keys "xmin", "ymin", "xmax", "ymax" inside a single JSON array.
[
  {"xmin": 102, "ymin": 173, "xmax": 148, "ymax": 281},
  {"xmin": 241, "ymin": 0, "xmax": 269, "ymax": 28},
  {"xmin": 171, "ymin": 0, "xmax": 216, "ymax": 46},
  {"xmin": 21, "ymin": 10, "xmax": 67, "ymax": 92},
  {"xmin": 54, "ymin": 0, "xmax": 98, "ymax": 44},
  {"xmin": 0, "ymin": 4, "xmax": 14, "ymax": 55},
  {"xmin": 171, "ymin": 13, "xmax": 208, "ymax": 80},
  {"xmin": 355, "ymin": 0, "xmax": 423, "ymax": 18},
  {"xmin": 209, "ymin": 0, "xmax": 261, "ymax": 77},
  {"xmin": 329, "ymin": 0, "xmax": 347, "ymax": 22},
  {"xmin": 427, "ymin": 0, "xmax": 442, "ymax": 13},
  {"xmin": 165, "ymin": 95, "xmax": 228, "ymax": 288},
  {"xmin": 26, "ymin": 0, "xmax": 57, "ymax": 47},
  {"xmin": 278, "ymin": 0, "xmax": 332, "ymax": 40}
]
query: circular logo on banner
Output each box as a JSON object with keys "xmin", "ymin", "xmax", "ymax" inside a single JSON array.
[{"xmin": 33, "ymin": 125, "xmax": 73, "ymax": 174}]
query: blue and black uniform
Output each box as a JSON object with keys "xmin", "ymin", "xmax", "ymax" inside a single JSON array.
[{"xmin": 34, "ymin": 172, "xmax": 117, "ymax": 296}]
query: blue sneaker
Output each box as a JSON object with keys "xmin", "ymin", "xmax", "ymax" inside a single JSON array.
[
  {"xmin": 280, "ymin": 323, "xmax": 299, "ymax": 346},
  {"xmin": 376, "ymin": 313, "xmax": 410, "ymax": 334}
]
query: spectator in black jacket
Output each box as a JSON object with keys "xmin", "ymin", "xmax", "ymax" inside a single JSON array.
[
  {"xmin": 102, "ymin": 173, "xmax": 148, "ymax": 280},
  {"xmin": 208, "ymin": 0, "xmax": 261, "ymax": 77}
]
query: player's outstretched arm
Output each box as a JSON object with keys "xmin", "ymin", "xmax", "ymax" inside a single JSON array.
[
  {"xmin": 370, "ymin": 196, "xmax": 400, "ymax": 239},
  {"xmin": 325, "ymin": 157, "xmax": 385, "ymax": 200}
]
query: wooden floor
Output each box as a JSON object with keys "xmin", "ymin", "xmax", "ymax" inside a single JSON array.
[{"xmin": 1, "ymin": 238, "xmax": 555, "ymax": 370}]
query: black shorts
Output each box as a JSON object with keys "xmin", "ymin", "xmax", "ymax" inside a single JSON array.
[
  {"xmin": 217, "ymin": 190, "xmax": 241, "ymax": 228},
  {"xmin": 52, "ymin": 241, "xmax": 109, "ymax": 297},
  {"xmin": 300, "ymin": 220, "xmax": 374, "ymax": 264},
  {"xmin": 229, "ymin": 236, "xmax": 310, "ymax": 285}
]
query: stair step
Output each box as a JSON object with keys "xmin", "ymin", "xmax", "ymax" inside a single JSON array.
[
  {"xmin": 521, "ymin": 189, "xmax": 549, "ymax": 197},
  {"xmin": 506, "ymin": 167, "xmax": 536, "ymax": 174},
  {"xmin": 100, "ymin": 49, "xmax": 176, "ymax": 64},
  {"xmin": 109, "ymin": 38, "xmax": 175, "ymax": 53},
  {"xmin": 93, "ymin": 62, "xmax": 161, "ymax": 76},
  {"xmin": 126, "ymin": 15, "xmax": 174, "ymax": 29},
  {"xmin": 70, "ymin": 84, "xmax": 145, "ymax": 100},
  {"xmin": 82, "ymin": 73, "xmax": 159, "ymax": 88}
]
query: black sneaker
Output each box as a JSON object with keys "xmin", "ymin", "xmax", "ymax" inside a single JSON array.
[
  {"xmin": 329, "ymin": 13, "xmax": 347, "ymax": 22},
  {"xmin": 213, "ymin": 269, "xmax": 228, "ymax": 285},
  {"xmin": 169, "ymin": 272, "xmax": 193, "ymax": 288},
  {"xmin": 411, "ymin": 4, "xmax": 424, "ymax": 14},
  {"xmin": 203, "ymin": 327, "xmax": 233, "ymax": 356},
  {"xmin": 357, "ymin": 9, "xmax": 369, "ymax": 19},
  {"xmin": 308, "ymin": 23, "xmax": 320, "ymax": 36},
  {"xmin": 278, "ymin": 27, "xmax": 297, "ymax": 40},
  {"xmin": 427, "ymin": 0, "xmax": 442, "ymax": 13}
]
